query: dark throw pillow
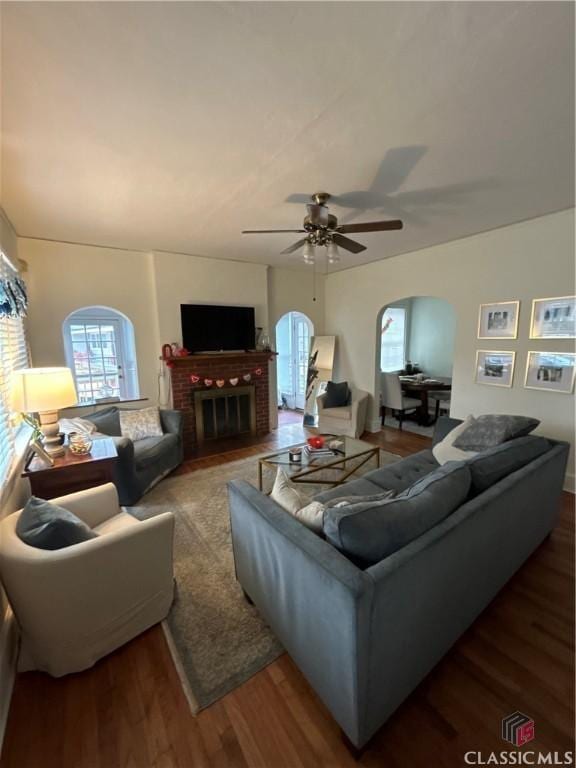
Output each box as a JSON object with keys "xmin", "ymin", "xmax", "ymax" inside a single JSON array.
[
  {"xmin": 466, "ymin": 435, "xmax": 550, "ymax": 495},
  {"xmin": 85, "ymin": 407, "xmax": 121, "ymax": 436},
  {"xmin": 453, "ymin": 414, "xmax": 540, "ymax": 452},
  {"xmin": 323, "ymin": 462, "xmax": 471, "ymax": 566},
  {"xmin": 16, "ymin": 497, "xmax": 97, "ymax": 550},
  {"xmin": 324, "ymin": 381, "xmax": 350, "ymax": 409}
]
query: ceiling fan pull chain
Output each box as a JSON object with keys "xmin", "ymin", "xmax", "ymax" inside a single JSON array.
[{"xmin": 312, "ymin": 261, "xmax": 316, "ymax": 303}]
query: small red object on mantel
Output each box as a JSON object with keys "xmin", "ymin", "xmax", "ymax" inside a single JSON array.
[{"xmin": 307, "ymin": 436, "xmax": 325, "ymax": 449}]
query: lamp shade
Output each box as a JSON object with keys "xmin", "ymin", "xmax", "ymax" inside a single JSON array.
[{"xmin": 11, "ymin": 367, "xmax": 78, "ymax": 413}]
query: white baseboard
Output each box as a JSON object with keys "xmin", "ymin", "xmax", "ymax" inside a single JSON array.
[
  {"xmin": 564, "ymin": 472, "xmax": 575, "ymax": 494},
  {"xmin": 0, "ymin": 607, "xmax": 18, "ymax": 750}
]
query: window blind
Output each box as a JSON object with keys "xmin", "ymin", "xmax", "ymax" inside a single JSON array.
[{"xmin": 0, "ymin": 252, "xmax": 29, "ymax": 487}]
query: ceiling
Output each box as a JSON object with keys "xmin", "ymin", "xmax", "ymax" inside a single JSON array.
[{"xmin": 1, "ymin": 1, "xmax": 574, "ymax": 272}]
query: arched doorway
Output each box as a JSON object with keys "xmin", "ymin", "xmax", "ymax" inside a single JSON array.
[
  {"xmin": 375, "ymin": 296, "xmax": 456, "ymax": 434},
  {"xmin": 275, "ymin": 311, "xmax": 314, "ymax": 411}
]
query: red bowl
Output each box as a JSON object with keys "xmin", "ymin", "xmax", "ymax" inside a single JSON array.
[{"xmin": 307, "ymin": 436, "xmax": 325, "ymax": 449}]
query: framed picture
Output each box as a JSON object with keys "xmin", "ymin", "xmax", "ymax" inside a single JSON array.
[
  {"xmin": 529, "ymin": 296, "xmax": 575, "ymax": 339},
  {"xmin": 24, "ymin": 440, "xmax": 55, "ymax": 470},
  {"xmin": 477, "ymin": 301, "xmax": 520, "ymax": 339},
  {"xmin": 524, "ymin": 351, "xmax": 575, "ymax": 394},
  {"xmin": 475, "ymin": 350, "xmax": 516, "ymax": 388}
]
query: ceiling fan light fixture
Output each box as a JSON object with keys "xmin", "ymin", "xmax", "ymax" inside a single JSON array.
[
  {"xmin": 302, "ymin": 241, "xmax": 316, "ymax": 264},
  {"xmin": 326, "ymin": 241, "xmax": 341, "ymax": 263}
]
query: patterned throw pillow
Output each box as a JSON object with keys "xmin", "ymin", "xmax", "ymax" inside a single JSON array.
[
  {"xmin": 119, "ymin": 407, "xmax": 163, "ymax": 441},
  {"xmin": 452, "ymin": 414, "xmax": 540, "ymax": 452}
]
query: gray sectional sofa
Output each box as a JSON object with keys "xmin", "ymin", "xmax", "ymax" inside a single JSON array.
[
  {"xmin": 86, "ymin": 407, "xmax": 184, "ymax": 506},
  {"xmin": 228, "ymin": 417, "xmax": 569, "ymax": 750}
]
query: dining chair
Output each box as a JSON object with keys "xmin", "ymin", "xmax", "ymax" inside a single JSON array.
[
  {"xmin": 429, "ymin": 391, "xmax": 452, "ymax": 422},
  {"xmin": 380, "ymin": 372, "xmax": 421, "ymax": 430}
]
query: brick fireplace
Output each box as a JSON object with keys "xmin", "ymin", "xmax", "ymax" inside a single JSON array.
[{"xmin": 167, "ymin": 351, "xmax": 273, "ymax": 455}]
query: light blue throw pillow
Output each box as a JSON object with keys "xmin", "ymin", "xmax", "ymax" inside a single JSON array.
[{"xmin": 16, "ymin": 496, "xmax": 97, "ymax": 550}]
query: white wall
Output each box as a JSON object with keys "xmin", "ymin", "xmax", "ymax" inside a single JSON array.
[
  {"xmin": 152, "ymin": 251, "xmax": 269, "ymax": 345},
  {"xmin": 325, "ymin": 209, "xmax": 575, "ymax": 489},
  {"xmin": 267, "ymin": 267, "xmax": 325, "ymax": 335},
  {"xmin": 408, "ymin": 296, "xmax": 456, "ymax": 378},
  {"xmin": 0, "ymin": 209, "xmax": 18, "ymax": 266},
  {"xmin": 20, "ymin": 239, "xmax": 161, "ymax": 402}
]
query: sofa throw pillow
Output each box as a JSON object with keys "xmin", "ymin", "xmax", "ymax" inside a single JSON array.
[
  {"xmin": 466, "ymin": 435, "xmax": 550, "ymax": 495},
  {"xmin": 432, "ymin": 415, "xmax": 479, "ymax": 465},
  {"xmin": 270, "ymin": 469, "xmax": 324, "ymax": 532},
  {"xmin": 324, "ymin": 489, "xmax": 397, "ymax": 509},
  {"xmin": 323, "ymin": 381, "xmax": 350, "ymax": 409},
  {"xmin": 453, "ymin": 414, "xmax": 540, "ymax": 452},
  {"xmin": 323, "ymin": 461, "xmax": 471, "ymax": 566},
  {"xmin": 85, "ymin": 407, "xmax": 121, "ymax": 436},
  {"xmin": 119, "ymin": 407, "xmax": 163, "ymax": 441},
  {"xmin": 17, "ymin": 496, "xmax": 97, "ymax": 550}
]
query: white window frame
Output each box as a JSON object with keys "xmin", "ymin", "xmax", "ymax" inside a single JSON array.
[
  {"xmin": 63, "ymin": 306, "xmax": 140, "ymax": 404},
  {"xmin": 380, "ymin": 306, "xmax": 408, "ymax": 372}
]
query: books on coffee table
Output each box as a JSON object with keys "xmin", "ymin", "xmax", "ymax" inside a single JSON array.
[{"xmin": 303, "ymin": 445, "xmax": 335, "ymax": 459}]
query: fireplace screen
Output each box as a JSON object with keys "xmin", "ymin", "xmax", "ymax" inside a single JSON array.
[{"xmin": 194, "ymin": 385, "xmax": 256, "ymax": 443}]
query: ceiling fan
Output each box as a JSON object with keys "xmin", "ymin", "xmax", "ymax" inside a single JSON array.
[{"xmin": 242, "ymin": 192, "xmax": 403, "ymax": 264}]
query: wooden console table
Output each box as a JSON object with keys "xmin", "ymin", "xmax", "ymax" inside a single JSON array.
[{"xmin": 22, "ymin": 437, "xmax": 118, "ymax": 500}]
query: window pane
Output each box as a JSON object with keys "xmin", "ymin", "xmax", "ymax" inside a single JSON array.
[
  {"xmin": 380, "ymin": 308, "xmax": 406, "ymax": 372},
  {"xmin": 64, "ymin": 312, "xmax": 139, "ymax": 403}
]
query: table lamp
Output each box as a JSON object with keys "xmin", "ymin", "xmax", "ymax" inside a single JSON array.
[{"xmin": 11, "ymin": 367, "xmax": 78, "ymax": 458}]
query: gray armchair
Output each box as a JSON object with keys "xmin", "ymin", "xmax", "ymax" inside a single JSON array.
[{"xmin": 85, "ymin": 407, "xmax": 183, "ymax": 506}]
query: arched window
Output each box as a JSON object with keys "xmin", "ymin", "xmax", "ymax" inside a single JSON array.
[{"xmin": 63, "ymin": 306, "xmax": 139, "ymax": 404}]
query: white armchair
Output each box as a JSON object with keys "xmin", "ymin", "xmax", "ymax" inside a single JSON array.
[
  {"xmin": 0, "ymin": 483, "xmax": 174, "ymax": 677},
  {"xmin": 316, "ymin": 387, "xmax": 370, "ymax": 438}
]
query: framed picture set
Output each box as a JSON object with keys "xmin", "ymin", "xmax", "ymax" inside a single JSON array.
[
  {"xmin": 477, "ymin": 301, "xmax": 519, "ymax": 340},
  {"xmin": 475, "ymin": 350, "xmax": 516, "ymax": 388},
  {"xmin": 524, "ymin": 351, "xmax": 575, "ymax": 394},
  {"xmin": 529, "ymin": 296, "xmax": 575, "ymax": 339}
]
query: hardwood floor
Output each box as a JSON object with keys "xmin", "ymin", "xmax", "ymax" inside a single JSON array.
[{"xmin": 1, "ymin": 425, "xmax": 574, "ymax": 768}]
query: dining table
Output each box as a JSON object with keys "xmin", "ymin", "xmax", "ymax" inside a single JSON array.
[{"xmin": 399, "ymin": 375, "xmax": 452, "ymax": 426}]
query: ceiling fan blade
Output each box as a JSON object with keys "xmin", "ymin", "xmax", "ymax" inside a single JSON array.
[
  {"xmin": 336, "ymin": 220, "xmax": 403, "ymax": 234},
  {"xmin": 242, "ymin": 229, "xmax": 305, "ymax": 234},
  {"xmin": 306, "ymin": 203, "xmax": 329, "ymax": 225},
  {"xmin": 332, "ymin": 233, "xmax": 367, "ymax": 254},
  {"xmin": 285, "ymin": 193, "xmax": 312, "ymax": 204},
  {"xmin": 280, "ymin": 238, "xmax": 308, "ymax": 255}
]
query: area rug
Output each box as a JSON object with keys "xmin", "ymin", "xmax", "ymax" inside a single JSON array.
[{"xmin": 132, "ymin": 447, "xmax": 400, "ymax": 713}]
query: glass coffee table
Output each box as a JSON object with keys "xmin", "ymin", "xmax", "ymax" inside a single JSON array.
[{"xmin": 258, "ymin": 434, "xmax": 381, "ymax": 491}]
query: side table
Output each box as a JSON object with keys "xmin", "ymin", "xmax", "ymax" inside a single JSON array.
[{"xmin": 22, "ymin": 437, "xmax": 119, "ymax": 500}]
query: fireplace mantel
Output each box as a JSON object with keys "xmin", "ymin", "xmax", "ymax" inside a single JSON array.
[{"xmin": 162, "ymin": 351, "xmax": 276, "ymax": 364}]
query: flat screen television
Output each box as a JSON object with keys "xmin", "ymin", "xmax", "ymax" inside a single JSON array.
[{"xmin": 180, "ymin": 304, "xmax": 256, "ymax": 353}]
